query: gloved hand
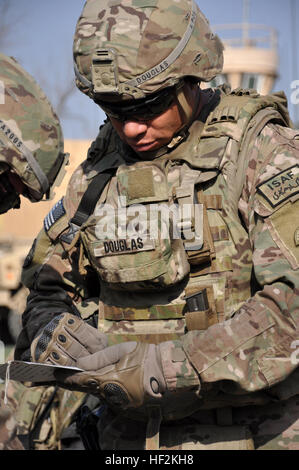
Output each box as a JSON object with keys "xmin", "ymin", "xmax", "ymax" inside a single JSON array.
[
  {"xmin": 30, "ymin": 312, "xmax": 108, "ymax": 366},
  {"xmin": 54, "ymin": 340, "xmax": 200, "ymax": 408}
]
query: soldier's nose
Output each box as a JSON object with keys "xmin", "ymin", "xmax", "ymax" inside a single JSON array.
[{"xmin": 122, "ymin": 120, "xmax": 148, "ymax": 139}]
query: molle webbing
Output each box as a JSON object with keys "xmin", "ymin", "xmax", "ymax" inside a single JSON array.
[
  {"xmin": 205, "ymin": 88, "xmax": 290, "ymax": 128},
  {"xmin": 203, "ymin": 194, "xmax": 223, "ymax": 210},
  {"xmin": 101, "ymin": 188, "xmax": 223, "ymax": 336},
  {"xmin": 103, "ymin": 303, "xmax": 185, "ymax": 321},
  {"xmin": 101, "ymin": 189, "xmax": 227, "ymax": 337},
  {"xmin": 102, "ymin": 282, "xmax": 219, "ymax": 341},
  {"xmin": 98, "ymin": 88, "xmax": 291, "ymax": 347},
  {"xmin": 184, "ymin": 284, "xmax": 218, "ymax": 331},
  {"xmin": 185, "ymin": 190, "xmax": 215, "ymax": 266}
]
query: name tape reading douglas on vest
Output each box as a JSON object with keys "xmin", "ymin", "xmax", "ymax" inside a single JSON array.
[{"xmin": 94, "ymin": 237, "xmax": 155, "ymax": 257}]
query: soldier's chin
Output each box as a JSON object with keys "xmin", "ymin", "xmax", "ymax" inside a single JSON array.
[{"xmin": 130, "ymin": 141, "xmax": 168, "ymax": 160}]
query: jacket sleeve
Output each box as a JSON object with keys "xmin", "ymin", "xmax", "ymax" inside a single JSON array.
[
  {"xmin": 181, "ymin": 123, "xmax": 299, "ymax": 395},
  {"xmin": 14, "ymin": 164, "xmax": 100, "ymax": 361}
]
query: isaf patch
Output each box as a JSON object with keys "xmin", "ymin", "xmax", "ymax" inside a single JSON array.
[
  {"xmin": 257, "ymin": 165, "xmax": 299, "ymax": 207},
  {"xmin": 44, "ymin": 198, "xmax": 66, "ymax": 232}
]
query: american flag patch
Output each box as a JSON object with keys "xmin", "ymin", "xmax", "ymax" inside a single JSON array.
[{"xmin": 44, "ymin": 198, "xmax": 66, "ymax": 232}]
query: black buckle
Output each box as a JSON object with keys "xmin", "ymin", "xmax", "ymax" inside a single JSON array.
[
  {"xmin": 76, "ymin": 404, "xmax": 106, "ymax": 450},
  {"xmin": 184, "ymin": 288, "xmax": 209, "ymax": 312},
  {"xmin": 60, "ymin": 222, "xmax": 80, "ymax": 244}
]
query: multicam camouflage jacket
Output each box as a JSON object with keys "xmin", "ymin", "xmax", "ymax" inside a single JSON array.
[
  {"xmin": 15, "ymin": 86, "xmax": 299, "ymax": 450},
  {"xmin": 0, "ymin": 406, "xmax": 24, "ymax": 450}
]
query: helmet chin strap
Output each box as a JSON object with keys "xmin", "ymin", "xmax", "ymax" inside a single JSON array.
[{"xmin": 176, "ymin": 84, "xmax": 195, "ymax": 126}]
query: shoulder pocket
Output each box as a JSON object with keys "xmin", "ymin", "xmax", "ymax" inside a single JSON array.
[
  {"xmin": 267, "ymin": 199, "xmax": 299, "ymax": 270},
  {"xmin": 254, "ymin": 189, "xmax": 299, "ymax": 270}
]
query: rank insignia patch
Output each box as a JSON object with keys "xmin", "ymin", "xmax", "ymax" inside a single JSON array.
[
  {"xmin": 257, "ymin": 165, "xmax": 299, "ymax": 207},
  {"xmin": 44, "ymin": 198, "xmax": 66, "ymax": 232}
]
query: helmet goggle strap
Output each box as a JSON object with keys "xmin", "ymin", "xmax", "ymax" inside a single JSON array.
[
  {"xmin": 176, "ymin": 85, "xmax": 194, "ymax": 124},
  {"xmin": 175, "ymin": 81, "xmax": 201, "ymax": 129}
]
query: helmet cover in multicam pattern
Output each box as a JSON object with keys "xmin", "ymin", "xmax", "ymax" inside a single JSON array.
[
  {"xmin": 73, "ymin": 0, "xmax": 224, "ymax": 101},
  {"xmin": 0, "ymin": 53, "xmax": 67, "ymax": 201}
]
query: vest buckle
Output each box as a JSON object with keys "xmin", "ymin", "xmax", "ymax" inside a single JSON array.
[{"xmin": 184, "ymin": 288, "xmax": 209, "ymax": 312}]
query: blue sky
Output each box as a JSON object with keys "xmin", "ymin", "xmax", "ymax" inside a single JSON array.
[{"xmin": 2, "ymin": 0, "xmax": 299, "ymax": 139}]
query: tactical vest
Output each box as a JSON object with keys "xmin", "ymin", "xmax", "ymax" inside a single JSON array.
[
  {"xmin": 49, "ymin": 87, "xmax": 293, "ymax": 449},
  {"xmin": 78, "ymin": 87, "xmax": 290, "ymax": 348}
]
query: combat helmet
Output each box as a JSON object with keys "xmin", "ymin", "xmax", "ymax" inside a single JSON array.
[
  {"xmin": 0, "ymin": 53, "xmax": 68, "ymax": 212},
  {"xmin": 73, "ymin": 0, "xmax": 224, "ymax": 108}
]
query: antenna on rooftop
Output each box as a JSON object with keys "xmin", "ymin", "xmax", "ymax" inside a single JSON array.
[
  {"xmin": 207, "ymin": 0, "xmax": 278, "ymax": 96},
  {"xmin": 242, "ymin": 0, "xmax": 250, "ymax": 46}
]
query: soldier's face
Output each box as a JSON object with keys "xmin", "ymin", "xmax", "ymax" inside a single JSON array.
[
  {"xmin": 110, "ymin": 98, "xmax": 184, "ymax": 154},
  {"xmin": 109, "ymin": 82, "xmax": 201, "ymax": 155}
]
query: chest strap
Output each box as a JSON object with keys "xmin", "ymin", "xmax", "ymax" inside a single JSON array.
[{"xmin": 61, "ymin": 170, "xmax": 115, "ymax": 244}]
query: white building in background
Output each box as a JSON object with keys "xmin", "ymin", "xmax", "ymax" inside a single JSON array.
[{"xmin": 203, "ymin": 22, "xmax": 279, "ymax": 96}]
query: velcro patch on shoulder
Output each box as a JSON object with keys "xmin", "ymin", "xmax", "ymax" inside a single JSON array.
[
  {"xmin": 257, "ymin": 165, "xmax": 299, "ymax": 208},
  {"xmin": 44, "ymin": 198, "xmax": 66, "ymax": 232}
]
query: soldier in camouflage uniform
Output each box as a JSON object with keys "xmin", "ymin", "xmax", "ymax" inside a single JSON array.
[
  {"xmin": 0, "ymin": 53, "xmax": 81, "ymax": 450},
  {"xmin": 15, "ymin": 0, "xmax": 299, "ymax": 450},
  {"xmin": 0, "ymin": 54, "xmax": 68, "ymax": 213}
]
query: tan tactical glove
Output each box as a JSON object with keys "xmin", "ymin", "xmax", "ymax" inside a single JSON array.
[
  {"xmin": 31, "ymin": 313, "xmax": 108, "ymax": 366},
  {"xmin": 54, "ymin": 340, "xmax": 200, "ymax": 408}
]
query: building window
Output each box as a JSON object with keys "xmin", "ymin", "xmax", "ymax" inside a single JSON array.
[
  {"xmin": 241, "ymin": 73, "xmax": 263, "ymax": 92},
  {"xmin": 208, "ymin": 74, "xmax": 227, "ymax": 88}
]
